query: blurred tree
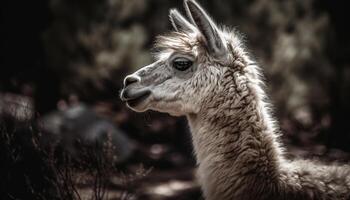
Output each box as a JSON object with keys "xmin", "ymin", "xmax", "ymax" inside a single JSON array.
[
  {"xmin": 317, "ymin": 0, "xmax": 350, "ymax": 151},
  {"xmin": 0, "ymin": 0, "xmax": 59, "ymax": 113}
]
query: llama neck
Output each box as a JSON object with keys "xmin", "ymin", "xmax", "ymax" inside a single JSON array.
[{"xmin": 187, "ymin": 69, "xmax": 285, "ymax": 199}]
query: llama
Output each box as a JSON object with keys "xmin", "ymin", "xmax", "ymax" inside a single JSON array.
[{"xmin": 120, "ymin": 0, "xmax": 350, "ymax": 199}]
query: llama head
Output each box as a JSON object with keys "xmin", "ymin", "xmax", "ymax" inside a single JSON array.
[{"xmin": 120, "ymin": 0, "xmax": 249, "ymax": 116}]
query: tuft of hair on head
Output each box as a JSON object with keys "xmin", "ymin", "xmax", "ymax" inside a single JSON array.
[{"xmin": 152, "ymin": 32, "xmax": 199, "ymax": 60}]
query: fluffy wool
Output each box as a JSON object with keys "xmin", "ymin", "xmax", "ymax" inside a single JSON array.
[{"xmin": 120, "ymin": 0, "xmax": 350, "ymax": 199}]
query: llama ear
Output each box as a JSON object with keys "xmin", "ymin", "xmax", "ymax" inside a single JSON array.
[
  {"xmin": 169, "ymin": 9, "xmax": 196, "ymax": 32},
  {"xmin": 184, "ymin": 0, "xmax": 227, "ymax": 57}
]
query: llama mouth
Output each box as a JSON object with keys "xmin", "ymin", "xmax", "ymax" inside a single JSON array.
[{"xmin": 122, "ymin": 89, "xmax": 151, "ymax": 107}]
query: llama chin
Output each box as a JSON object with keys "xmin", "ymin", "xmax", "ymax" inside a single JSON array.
[{"xmin": 121, "ymin": 0, "xmax": 350, "ymax": 199}]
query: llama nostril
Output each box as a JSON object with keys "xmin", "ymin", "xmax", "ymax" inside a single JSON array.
[{"xmin": 124, "ymin": 76, "xmax": 139, "ymax": 87}]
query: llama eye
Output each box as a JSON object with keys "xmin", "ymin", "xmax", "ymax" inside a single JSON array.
[{"xmin": 172, "ymin": 58, "xmax": 193, "ymax": 71}]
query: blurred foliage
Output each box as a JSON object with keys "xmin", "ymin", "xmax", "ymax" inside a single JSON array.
[{"xmin": 44, "ymin": 0, "xmax": 151, "ymax": 99}]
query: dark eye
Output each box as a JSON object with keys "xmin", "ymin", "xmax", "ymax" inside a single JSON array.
[{"xmin": 172, "ymin": 58, "xmax": 193, "ymax": 71}]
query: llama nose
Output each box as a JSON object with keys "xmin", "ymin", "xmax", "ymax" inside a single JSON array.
[{"xmin": 124, "ymin": 75, "xmax": 140, "ymax": 87}]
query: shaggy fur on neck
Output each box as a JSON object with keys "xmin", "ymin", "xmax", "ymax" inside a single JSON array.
[{"xmin": 173, "ymin": 29, "xmax": 350, "ymax": 200}]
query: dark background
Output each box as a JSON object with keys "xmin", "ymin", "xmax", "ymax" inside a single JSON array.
[{"xmin": 1, "ymin": 0, "xmax": 350, "ymax": 199}]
